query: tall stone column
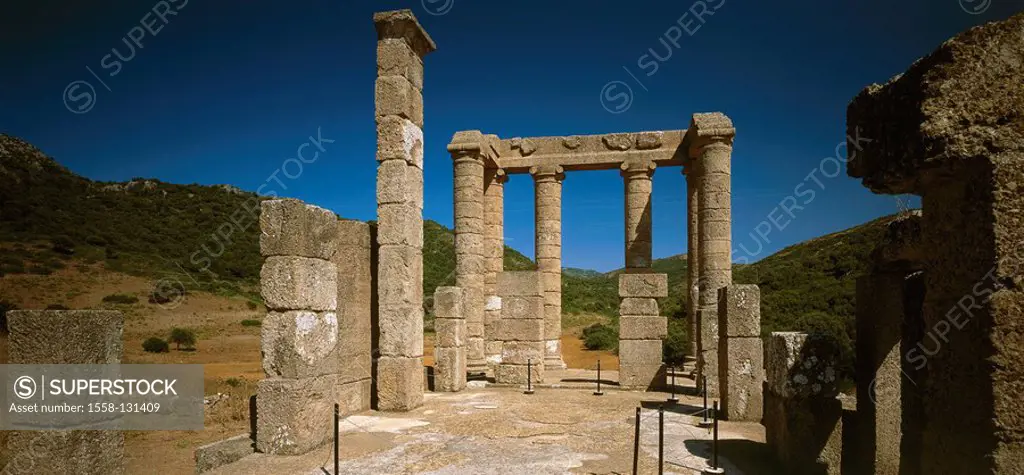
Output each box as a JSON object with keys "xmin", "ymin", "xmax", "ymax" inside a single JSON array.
[
  {"xmin": 621, "ymin": 159, "xmax": 656, "ymax": 270},
  {"xmin": 531, "ymin": 165, "xmax": 566, "ymax": 370},
  {"xmin": 685, "ymin": 167, "xmax": 701, "ymax": 363},
  {"xmin": 483, "ymin": 168, "xmax": 507, "ymax": 366},
  {"xmin": 695, "ymin": 134, "xmax": 733, "ymax": 398},
  {"xmin": 448, "ymin": 131, "xmax": 488, "ymax": 374},
  {"xmin": 373, "ymin": 9, "xmax": 435, "ymax": 411}
]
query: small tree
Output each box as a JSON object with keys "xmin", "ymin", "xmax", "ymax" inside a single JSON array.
[
  {"xmin": 168, "ymin": 327, "xmax": 197, "ymax": 351},
  {"xmin": 142, "ymin": 337, "xmax": 169, "ymax": 353}
]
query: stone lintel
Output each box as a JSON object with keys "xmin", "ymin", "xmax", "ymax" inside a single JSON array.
[
  {"xmin": 846, "ymin": 12, "xmax": 1024, "ymax": 195},
  {"xmin": 495, "ymin": 130, "xmax": 686, "ymax": 174},
  {"xmin": 373, "ymin": 10, "xmax": 437, "ymax": 58}
]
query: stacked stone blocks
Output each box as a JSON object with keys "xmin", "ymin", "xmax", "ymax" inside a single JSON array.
[
  {"xmin": 618, "ymin": 273, "xmax": 668, "ymax": 390},
  {"xmin": 258, "ymin": 199, "xmax": 349, "ymax": 455},
  {"xmin": 433, "ymin": 286, "xmax": 467, "ymax": 392},
  {"xmin": 494, "ymin": 271, "xmax": 546, "ymax": 384},
  {"xmin": 374, "ymin": 9, "xmax": 435, "ymax": 411},
  {"xmin": 5, "ymin": 310, "xmax": 125, "ymax": 474},
  {"xmin": 717, "ymin": 284, "xmax": 764, "ymax": 422}
]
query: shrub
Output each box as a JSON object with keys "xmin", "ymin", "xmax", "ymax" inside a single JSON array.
[
  {"xmin": 582, "ymin": 323, "xmax": 618, "ymax": 351},
  {"xmin": 224, "ymin": 377, "xmax": 243, "ymax": 388},
  {"xmin": 245, "ymin": 300, "xmax": 258, "ymax": 310},
  {"xmin": 663, "ymin": 317, "xmax": 691, "ymax": 366},
  {"xmin": 142, "ymin": 337, "xmax": 169, "ymax": 353},
  {"xmin": 51, "ymin": 236, "xmax": 75, "ymax": 255},
  {"xmin": 240, "ymin": 319, "xmax": 261, "ymax": 327},
  {"xmin": 169, "ymin": 327, "xmax": 197, "ymax": 351},
  {"xmin": 85, "ymin": 235, "xmax": 106, "ymax": 246},
  {"xmin": 102, "ymin": 293, "xmax": 138, "ymax": 305},
  {"xmin": 45, "ymin": 304, "xmax": 69, "ymax": 310}
]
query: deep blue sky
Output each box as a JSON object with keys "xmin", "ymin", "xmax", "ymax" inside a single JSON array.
[{"xmin": 1, "ymin": 0, "xmax": 1018, "ymax": 272}]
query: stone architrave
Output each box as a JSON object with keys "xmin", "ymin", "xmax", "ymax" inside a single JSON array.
[
  {"xmin": 531, "ymin": 165, "xmax": 566, "ymax": 370},
  {"xmin": 373, "ymin": 9, "xmax": 435, "ymax": 412},
  {"xmin": 847, "ymin": 13, "xmax": 1024, "ymax": 473}
]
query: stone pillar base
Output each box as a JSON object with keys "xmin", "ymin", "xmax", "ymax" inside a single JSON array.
[{"xmin": 544, "ymin": 339, "xmax": 566, "ymax": 370}]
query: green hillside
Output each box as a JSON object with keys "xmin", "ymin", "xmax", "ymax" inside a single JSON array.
[
  {"xmin": 0, "ymin": 134, "xmax": 532, "ymax": 305},
  {"xmin": 1, "ymin": 133, "xmax": 893, "ymax": 379}
]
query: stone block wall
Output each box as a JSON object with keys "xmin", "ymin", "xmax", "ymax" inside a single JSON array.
[
  {"xmin": 4, "ymin": 310, "xmax": 125, "ymax": 474},
  {"xmin": 433, "ymin": 286, "xmax": 466, "ymax": 392},
  {"xmin": 717, "ymin": 284, "xmax": 763, "ymax": 421},
  {"xmin": 618, "ymin": 273, "xmax": 668, "ymax": 390},
  {"xmin": 494, "ymin": 271, "xmax": 545, "ymax": 385},
  {"xmin": 374, "ymin": 9, "xmax": 435, "ymax": 411},
  {"xmin": 764, "ymin": 332, "xmax": 843, "ymax": 475},
  {"xmin": 257, "ymin": 199, "xmax": 343, "ymax": 455}
]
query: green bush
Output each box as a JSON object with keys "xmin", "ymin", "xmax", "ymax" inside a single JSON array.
[
  {"xmin": 102, "ymin": 293, "xmax": 138, "ymax": 305},
  {"xmin": 169, "ymin": 327, "xmax": 197, "ymax": 351},
  {"xmin": 240, "ymin": 319, "xmax": 261, "ymax": 327},
  {"xmin": 224, "ymin": 377, "xmax": 243, "ymax": 388},
  {"xmin": 45, "ymin": 304, "xmax": 69, "ymax": 310},
  {"xmin": 581, "ymin": 323, "xmax": 618, "ymax": 351},
  {"xmin": 51, "ymin": 236, "xmax": 75, "ymax": 255},
  {"xmin": 245, "ymin": 300, "xmax": 258, "ymax": 310},
  {"xmin": 663, "ymin": 317, "xmax": 691, "ymax": 366},
  {"xmin": 142, "ymin": 337, "xmax": 169, "ymax": 353}
]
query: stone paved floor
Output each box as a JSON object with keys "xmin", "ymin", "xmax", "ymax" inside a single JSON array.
[{"xmin": 208, "ymin": 371, "xmax": 779, "ymax": 474}]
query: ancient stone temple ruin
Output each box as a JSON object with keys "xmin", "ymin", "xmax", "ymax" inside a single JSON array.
[{"xmin": 230, "ymin": 8, "xmax": 764, "ymax": 458}]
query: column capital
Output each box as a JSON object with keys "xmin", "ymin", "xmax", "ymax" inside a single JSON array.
[
  {"xmin": 686, "ymin": 112, "xmax": 735, "ymax": 158},
  {"xmin": 620, "ymin": 159, "xmax": 656, "ymax": 178},
  {"xmin": 530, "ymin": 164, "xmax": 565, "ymax": 182},
  {"xmin": 449, "ymin": 130, "xmax": 499, "ymax": 162},
  {"xmin": 373, "ymin": 10, "xmax": 437, "ymax": 58},
  {"xmin": 488, "ymin": 168, "xmax": 509, "ymax": 184}
]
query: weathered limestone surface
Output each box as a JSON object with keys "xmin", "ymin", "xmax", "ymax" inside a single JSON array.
[
  {"xmin": 375, "ymin": 9, "xmax": 433, "ymax": 412},
  {"xmin": 195, "ymin": 434, "xmax": 254, "ymax": 474},
  {"xmin": 764, "ymin": 332, "xmax": 844, "ymax": 475},
  {"xmin": 618, "ymin": 273, "xmax": 668, "ymax": 390},
  {"xmin": 483, "ymin": 168, "xmax": 507, "ymax": 366},
  {"xmin": 847, "ymin": 12, "xmax": 1024, "ymax": 473},
  {"xmin": 495, "ymin": 271, "xmax": 546, "ymax": 384},
  {"xmin": 333, "ymin": 220, "xmax": 373, "ymax": 394},
  {"xmin": 257, "ymin": 375, "xmax": 369, "ymax": 454},
  {"xmin": 531, "ymin": 165, "xmax": 566, "ymax": 370},
  {"xmin": 688, "ymin": 112, "xmax": 735, "ymax": 398},
  {"xmin": 5, "ymin": 310, "xmax": 125, "ymax": 474},
  {"xmin": 260, "ymin": 199, "xmax": 338, "ymax": 260},
  {"xmin": 261, "ymin": 310, "xmax": 339, "ymax": 379},
  {"xmin": 433, "ymin": 286, "xmax": 466, "ymax": 392},
  {"xmin": 621, "ymin": 159, "xmax": 656, "ymax": 269},
  {"xmin": 260, "ymin": 256, "xmax": 337, "ymax": 312},
  {"xmin": 685, "ymin": 167, "xmax": 701, "ymax": 362},
  {"xmin": 717, "ymin": 285, "xmax": 763, "ymax": 422},
  {"xmin": 449, "ymin": 130, "xmax": 490, "ymax": 375}
]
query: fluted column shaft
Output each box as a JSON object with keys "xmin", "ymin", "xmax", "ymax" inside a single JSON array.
[
  {"xmin": 531, "ymin": 165, "xmax": 566, "ymax": 370},
  {"xmin": 482, "ymin": 168, "xmax": 507, "ymax": 365},
  {"xmin": 453, "ymin": 153, "xmax": 487, "ymax": 373},
  {"xmin": 621, "ymin": 160, "xmax": 656, "ymax": 270},
  {"xmin": 696, "ymin": 138, "xmax": 733, "ymax": 397}
]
